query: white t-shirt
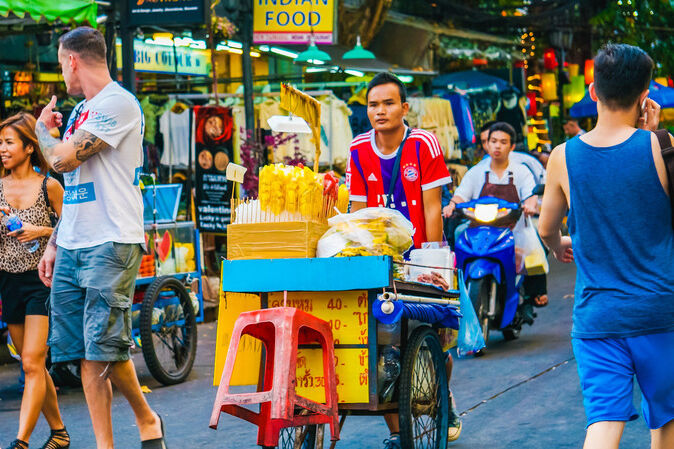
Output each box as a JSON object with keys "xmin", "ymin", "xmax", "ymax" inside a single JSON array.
[
  {"xmin": 478, "ymin": 151, "xmax": 546, "ymax": 184},
  {"xmin": 159, "ymin": 107, "xmax": 191, "ymax": 167},
  {"xmin": 455, "ymin": 161, "xmax": 537, "ymax": 249},
  {"xmin": 58, "ymin": 82, "xmax": 145, "ymax": 250},
  {"xmin": 454, "ymin": 161, "xmax": 536, "ymax": 204}
]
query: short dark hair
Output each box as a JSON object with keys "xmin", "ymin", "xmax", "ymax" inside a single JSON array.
[
  {"xmin": 488, "ymin": 122, "xmax": 516, "ymax": 146},
  {"xmin": 594, "ymin": 43, "xmax": 653, "ymax": 110},
  {"xmin": 59, "ymin": 27, "xmax": 106, "ymax": 63},
  {"xmin": 366, "ymin": 72, "xmax": 407, "ymax": 104},
  {"xmin": 480, "ymin": 120, "xmax": 497, "ymax": 134}
]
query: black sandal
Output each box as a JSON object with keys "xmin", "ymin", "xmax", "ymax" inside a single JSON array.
[
  {"xmin": 8, "ymin": 440, "xmax": 29, "ymax": 449},
  {"xmin": 40, "ymin": 428, "xmax": 70, "ymax": 449},
  {"xmin": 140, "ymin": 414, "xmax": 167, "ymax": 449}
]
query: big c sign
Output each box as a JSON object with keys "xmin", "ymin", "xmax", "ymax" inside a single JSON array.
[
  {"xmin": 253, "ymin": 0, "xmax": 336, "ymax": 45},
  {"xmin": 116, "ymin": 40, "xmax": 211, "ymax": 76}
]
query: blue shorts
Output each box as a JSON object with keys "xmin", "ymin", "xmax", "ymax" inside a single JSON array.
[
  {"xmin": 572, "ymin": 332, "xmax": 674, "ymax": 430},
  {"xmin": 48, "ymin": 242, "xmax": 142, "ymax": 363}
]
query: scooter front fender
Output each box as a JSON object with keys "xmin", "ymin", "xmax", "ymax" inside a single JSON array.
[
  {"xmin": 465, "ymin": 259, "xmax": 519, "ymax": 330},
  {"xmin": 465, "ymin": 259, "xmax": 502, "ymax": 283}
]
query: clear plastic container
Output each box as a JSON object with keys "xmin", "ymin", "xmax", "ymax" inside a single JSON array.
[{"xmin": 407, "ymin": 247, "xmax": 455, "ymax": 290}]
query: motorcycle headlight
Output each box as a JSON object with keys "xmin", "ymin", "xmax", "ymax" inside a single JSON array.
[{"xmin": 474, "ymin": 203, "xmax": 499, "ymax": 223}]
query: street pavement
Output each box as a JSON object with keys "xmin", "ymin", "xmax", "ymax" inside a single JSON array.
[{"xmin": 0, "ymin": 259, "xmax": 652, "ymax": 448}]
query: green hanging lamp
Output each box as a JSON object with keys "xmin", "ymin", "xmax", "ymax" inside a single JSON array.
[
  {"xmin": 342, "ymin": 36, "xmax": 375, "ymax": 60},
  {"xmin": 294, "ymin": 35, "xmax": 331, "ymax": 63}
]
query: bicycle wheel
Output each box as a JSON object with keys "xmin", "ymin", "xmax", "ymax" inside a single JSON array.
[
  {"xmin": 399, "ymin": 326, "xmax": 449, "ymax": 449},
  {"xmin": 275, "ymin": 424, "xmax": 317, "ymax": 449},
  {"xmin": 139, "ymin": 276, "xmax": 197, "ymax": 385}
]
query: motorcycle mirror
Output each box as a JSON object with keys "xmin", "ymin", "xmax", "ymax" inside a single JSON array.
[{"xmin": 532, "ymin": 184, "xmax": 545, "ymax": 196}]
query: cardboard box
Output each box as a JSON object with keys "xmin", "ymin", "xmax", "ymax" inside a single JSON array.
[{"xmin": 227, "ymin": 221, "xmax": 328, "ymax": 260}]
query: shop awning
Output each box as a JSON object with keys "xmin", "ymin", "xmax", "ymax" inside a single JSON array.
[
  {"xmin": 367, "ymin": 11, "xmax": 518, "ymax": 70},
  {"xmin": 432, "ymin": 71, "xmax": 515, "ymax": 92},
  {"xmin": 0, "ymin": 0, "xmax": 98, "ymax": 28},
  {"xmin": 287, "ymin": 44, "xmax": 437, "ymax": 77}
]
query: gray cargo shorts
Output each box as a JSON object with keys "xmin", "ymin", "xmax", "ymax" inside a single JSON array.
[{"xmin": 48, "ymin": 242, "xmax": 142, "ymax": 363}]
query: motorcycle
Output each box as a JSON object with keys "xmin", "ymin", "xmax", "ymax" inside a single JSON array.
[{"xmin": 453, "ymin": 196, "xmax": 528, "ymax": 346}]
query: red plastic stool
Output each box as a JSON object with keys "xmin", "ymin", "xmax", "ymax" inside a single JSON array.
[{"xmin": 210, "ymin": 306, "xmax": 340, "ymax": 447}]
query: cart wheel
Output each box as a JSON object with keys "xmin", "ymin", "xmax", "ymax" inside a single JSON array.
[
  {"xmin": 399, "ymin": 326, "xmax": 449, "ymax": 449},
  {"xmin": 140, "ymin": 276, "xmax": 197, "ymax": 385},
  {"xmin": 275, "ymin": 424, "xmax": 317, "ymax": 449}
]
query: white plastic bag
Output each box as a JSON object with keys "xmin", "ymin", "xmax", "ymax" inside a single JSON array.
[
  {"xmin": 316, "ymin": 207, "xmax": 414, "ymax": 258},
  {"xmin": 514, "ymin": 216, "xmax": 549, "ymax": 275}
]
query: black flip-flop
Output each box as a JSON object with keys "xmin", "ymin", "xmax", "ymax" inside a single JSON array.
[{"xmin": 140, "ymin": 413, "xmax": 167, "ymax": 449}]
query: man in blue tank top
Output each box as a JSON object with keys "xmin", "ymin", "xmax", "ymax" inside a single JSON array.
[{"xmin": 539, "ymin": 43, "xmax": 674, "ymax": 448}]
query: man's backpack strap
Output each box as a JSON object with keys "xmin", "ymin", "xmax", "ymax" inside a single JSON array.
[{"xmin": 654, "ymin": 129, "xmax": 674, "ymax": 228}]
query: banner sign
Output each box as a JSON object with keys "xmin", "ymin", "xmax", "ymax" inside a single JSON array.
[
  {"xmin": 194, "ymin": 106, "xmax": 235, "ymax": 233},
  {"xmin": 126, "ymin": 0, "xmax": 208, "ymax": 26},
  {"xmin": 253, "ymin": 0, "xmax": 336, "ymax": 45},
  {"xmin": 115, "ymin": 40, "xmax": 210, "ymax": 76}
]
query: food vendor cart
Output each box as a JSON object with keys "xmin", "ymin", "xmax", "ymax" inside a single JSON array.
[
  {"xmin": 210, "ymin": 84, "xmax": 460, "ymax": 448},
  {"xmin": 213, "ymin": 256, "xmax": 460, "ymax": 449}
]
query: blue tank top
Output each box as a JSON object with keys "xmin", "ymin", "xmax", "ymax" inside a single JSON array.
[{"xmin": 566, "ymin": 129, "xmax": 674, "ymax": 339}]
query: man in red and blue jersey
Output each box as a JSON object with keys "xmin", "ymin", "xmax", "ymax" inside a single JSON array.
[
  {"xmin": 347, "ymin": 73, "xmax": 451, "ymax": 248},
  {"xmin": 346, "ymin": 73, "xmax": 460, "ymax": 446}
]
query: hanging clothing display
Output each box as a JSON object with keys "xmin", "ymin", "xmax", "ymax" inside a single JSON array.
[
  {"xmin": 348, "ymin": 104, "xmax": 372, "ymax": 136},
  {"xmin": 139, "ymin": 96, "xmax": 169, "ymax": 145},
  {"xmin": 444, "ymin": 93, "xmax": 477, "ymax": 149},
  {"xmin": 258, "ymin": 98, "xmax": 315, "ymax": 164},
  {"xmin": 407, "ymin": 98, "xmax": 461, "ymax": 160},
  {"xmin": 159, "ymin": 103, "xmax": 192, "ymax": 167},
  {"xmin": 496, "ymin": 91, "xmax": 526, "ymax": 143},
  {"xmin": 318, "ymin": 95, "xmax": 352, "ymax": 169},
  {"xmin": 230, "ymin": 105, "xmax": 246, "ymax": 164},
  {"xmin": 256, "ymin": 95, "xmax": 352, "ymax": 169}
]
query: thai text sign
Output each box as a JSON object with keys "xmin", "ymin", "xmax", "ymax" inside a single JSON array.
[
  {"xmin": 253, "ymin": 0, "xmax": 336, "ymax": 45},
  {"xmin": 214, "ymin": 290, "xmax": 369, "ymax": 404}
]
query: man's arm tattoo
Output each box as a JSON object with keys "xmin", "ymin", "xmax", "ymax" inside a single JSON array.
[
  {"xmin": 35, "ymin": 123, "xmax": 113, "ymax": 173},
  {"xmin": 36, "ymin": 121, "xmax": 79, "ymax": 172},
  {"xmin": 70, "ymin": 130, "xmax": 113, "ymax": 162},
  {"xmin": 48, "ymin": 219, "xmax": 60, "ymax": 248},
  {"xmin": 35, "ymin": 121, "xmax": 61, "ymax": 166}
]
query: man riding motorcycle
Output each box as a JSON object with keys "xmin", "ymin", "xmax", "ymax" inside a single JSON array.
[{"xmin": 445, "ymin": 122, "xmax": 542, "ymax": 324}]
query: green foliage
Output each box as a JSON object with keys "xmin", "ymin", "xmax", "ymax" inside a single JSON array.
[{"xmin": 590, "ymin": 0, "xmax": 674, "ymax": 76}]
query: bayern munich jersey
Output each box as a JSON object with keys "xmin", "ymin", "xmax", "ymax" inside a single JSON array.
[{"xmin": 346, "ymin": 127, "xmax": 451, "ymax": 247}]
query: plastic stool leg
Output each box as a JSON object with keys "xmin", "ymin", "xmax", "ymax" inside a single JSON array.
[{"xmin": 210, "ymin": 317, "xmax": 247, "ymax": 428}]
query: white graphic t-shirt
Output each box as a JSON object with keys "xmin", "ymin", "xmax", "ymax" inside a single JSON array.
[{"xmin": 57, "ymin": 82, "xmax": 145, "ymax": 250}]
